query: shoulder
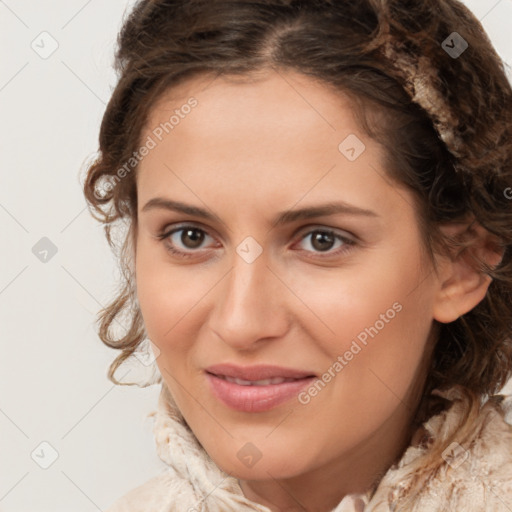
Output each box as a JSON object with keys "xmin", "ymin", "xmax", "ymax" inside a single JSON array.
[
  {"xmin": 104, "ymin": 470, "xmax": 183, "ymax": 512},
  {"xmin": 453, "ymin": 393, "xmax": 512, "ymax": 498},
  {"xmin": 368, "ymin": 388, "xmax": 512, "ymax": 511},
  {"xmin": 423, "ymin": 392, "xmax": 512, "ymax": 511},
  {"xmin": 425, "ymin": 390, "xmax": 512, "ymax": 510}
]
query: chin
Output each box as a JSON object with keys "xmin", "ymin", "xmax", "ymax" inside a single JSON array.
[{"xmin": 208, "ymin": 445, "xmax": 310, "ymax": 481}]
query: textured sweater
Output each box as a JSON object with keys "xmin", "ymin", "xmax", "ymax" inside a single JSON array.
[{"xmin": 106, "ymin": 382, "xmax": 512, "ymax": 511}]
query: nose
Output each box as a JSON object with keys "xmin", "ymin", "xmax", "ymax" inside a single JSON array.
[{"xmin": 209, "ymin": 249, "xmax": 290, "ymax": 351}]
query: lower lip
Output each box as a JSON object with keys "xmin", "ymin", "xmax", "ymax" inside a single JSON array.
[{"xmin": 205, "ymin": 372, "xmax": 316, "ymax": 412}]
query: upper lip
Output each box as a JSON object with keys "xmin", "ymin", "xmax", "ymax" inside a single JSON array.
[{"xmin": 205, "ymin": 363, "xmax": 316, "ymax": 381}]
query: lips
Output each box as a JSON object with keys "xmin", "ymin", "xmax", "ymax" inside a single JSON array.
[
  {"xmin": 220, "ymin": 375, "xmax": 299, "ymax": 386},
  {"xmin": 205, "ymin": 363, "xmax": 316, "ymax": 381},
  {"xmin": 204, "ymin": 363, "xmax": 317, "ymax": 412}
]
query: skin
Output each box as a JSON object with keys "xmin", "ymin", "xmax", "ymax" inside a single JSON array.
[{"xmin": 133, "ymin": 69, "xmax": 496, "ymax": 512}]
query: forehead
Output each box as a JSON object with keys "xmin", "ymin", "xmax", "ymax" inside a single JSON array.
[
  {"xmin": 136, "ymin": 69, "xmax": 413, "ymax": 221},
  {"xmin": 141, "ymin": 69, "xmax": 362, "ymax": 155}
]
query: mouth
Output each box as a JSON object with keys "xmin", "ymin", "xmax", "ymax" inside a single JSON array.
[
  {"xmin": 205, "ymin": 362, "xmax": 316, "ymax": 381},
  {"xmin": 204, "ymin": 364, "xmax": 317, "ymax": 412},
  {"xmin": 210, "ymin": 374, "xmax": 307, "ymax": 386}
]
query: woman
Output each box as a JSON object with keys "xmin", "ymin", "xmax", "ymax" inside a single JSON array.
[{"xmin": 82, "ymin": 0, "xmax": 512, "ymax": 510}]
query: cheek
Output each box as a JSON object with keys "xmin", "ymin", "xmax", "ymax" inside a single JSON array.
[
  {"xmin": 290, "ymin": 245, "xmax": 432, "ymax": 351},
  {"xmin": 325, "ymin": 302, "xmax": 432, "ymax": 447},
  {"xmin": 290, "ymin": 286, "xmax": 434, "ymax": 462},
  {"xmin": 134, "ymin": 245, "xmax": 214, "ymax": 354},
  {"xmin": 135, "ymin": 255, "xmax": 171, "ymax": 338},
  {"xmin": 294, "ymin": 247, "xmax": 435, "ymax": 404}
]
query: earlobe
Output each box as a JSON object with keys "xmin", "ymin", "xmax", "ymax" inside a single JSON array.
[{"xmin": 432, "ymin": 220, "xmax": 503, "ymax": 324}]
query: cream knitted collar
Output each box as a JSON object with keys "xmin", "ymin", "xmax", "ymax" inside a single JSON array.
[{"xmin": 147, "ymin": 382, "xmax": 512, "ymax": 512}]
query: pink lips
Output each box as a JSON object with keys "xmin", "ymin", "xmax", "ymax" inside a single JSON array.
[{"xmin": 205, "ymin": 363, "xmax": 316, "ymax": 412}]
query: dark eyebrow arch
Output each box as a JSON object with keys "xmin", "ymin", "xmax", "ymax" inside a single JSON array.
[{"xmin": 141, "ymin": 197, "xmax": 379, "ymax": 226}]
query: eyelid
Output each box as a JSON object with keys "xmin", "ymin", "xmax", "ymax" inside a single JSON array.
[
  {"xmin": 294, "ymin": 224, "xmax": 356, "ymax": 242},
  {"xmin": 159, "ymin": 221, "xmax": 216, "ymax": 240}
]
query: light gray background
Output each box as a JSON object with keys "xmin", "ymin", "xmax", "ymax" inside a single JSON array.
[{"xmin": 1, "ymin": 1, "xmax": 511, "ymax": 511}]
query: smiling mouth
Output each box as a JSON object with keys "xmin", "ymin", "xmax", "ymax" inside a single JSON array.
[
  {"xmin": 210, "ymin": 374, "xmax": 307, "ymax": 386},
  {"xmin": 204, "ymin": 371, "xmax": 317, "ymax": 412}
]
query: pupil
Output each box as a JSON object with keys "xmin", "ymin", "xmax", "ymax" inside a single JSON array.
[
  {"xmin": 312, "ymin": 231, "xmax": 334, "ymax": 251},
  {"xmin": 182, "ymin": 229, "xmax": 204, "ymax": 248}
]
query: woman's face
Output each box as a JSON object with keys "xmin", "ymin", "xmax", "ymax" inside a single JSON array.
[{"xmin": 134, "ymin": 69, "xmax": 442, "ymax": 485}]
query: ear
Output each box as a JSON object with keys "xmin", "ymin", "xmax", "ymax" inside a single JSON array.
[{"xmin": 432, "ymin": 219, "xmax": 504, "ymax": 324}]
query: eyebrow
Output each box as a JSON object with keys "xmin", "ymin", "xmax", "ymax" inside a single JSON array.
[{"xmin": 141, "ymin": 197, "xmax": 379, "ymax": 226}]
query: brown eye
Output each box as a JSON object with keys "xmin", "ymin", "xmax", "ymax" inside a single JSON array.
[
  {"xmin": 180, "ymin": 228, "xmax": 205, "ymax": 249},
  {"xmin": 295, "ymin": 228, "xmax": 356, "ymax": 259},
  {"xmin": 158, "ymin": 225, "xmax": 215, "ymax": 259},
  {"xmin": 310, "ymin": 231, "xmax": 336, "ymax": 252}
]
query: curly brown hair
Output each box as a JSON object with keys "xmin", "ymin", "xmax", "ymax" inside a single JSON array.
[{"xmin": 82, "ymin": 0, "xmax": 512, "ymax": 411}]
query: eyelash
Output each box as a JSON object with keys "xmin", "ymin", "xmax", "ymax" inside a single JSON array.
[{"xmin": 156, "ymin": 224, "xmax": 356, "ymax": 260}]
